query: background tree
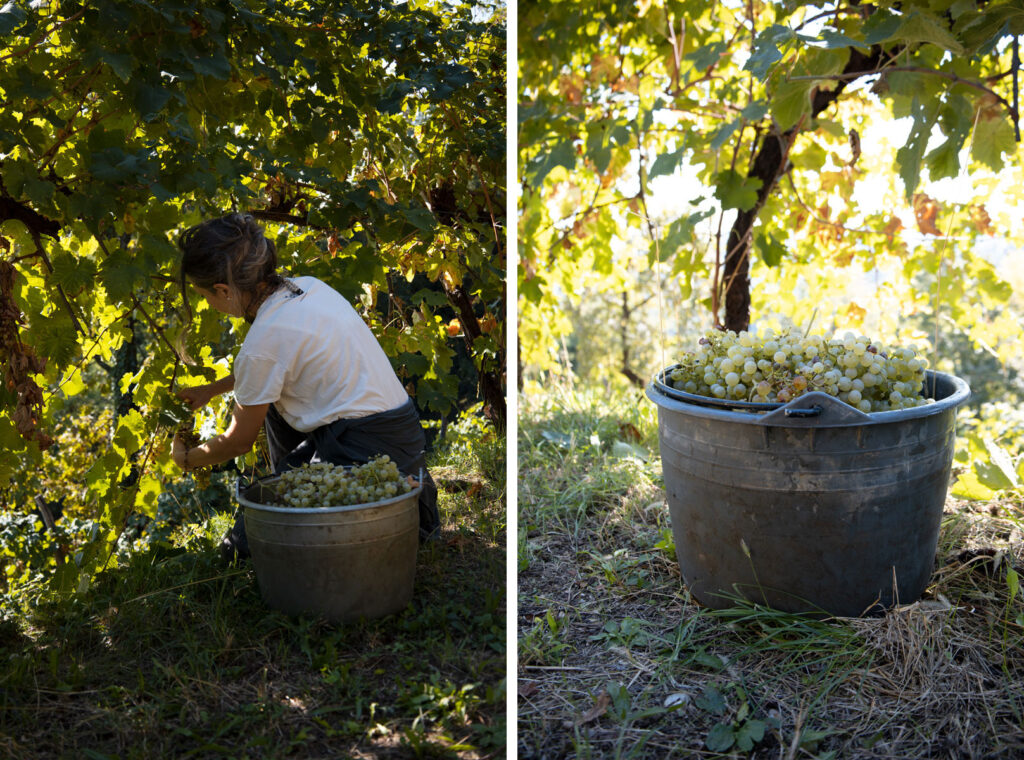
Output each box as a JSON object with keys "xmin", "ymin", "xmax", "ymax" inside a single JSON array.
[
  {"xmin": 0, "ymin": 0, "xmax": 505, "ymax": 589},
  {"xmin": 519, "ymin": 0, "xmax": 1023, "ymax": 386}
]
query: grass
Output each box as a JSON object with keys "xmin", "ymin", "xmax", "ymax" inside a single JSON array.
[
  {"xmin": 0, "ymin": 424, "xmax": 505, "ymax": 759},
  {"xmin": 518, "ymin": 382, "xmax": 1024, "ymax": 759}
]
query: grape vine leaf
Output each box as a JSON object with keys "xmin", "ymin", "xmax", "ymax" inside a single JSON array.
[
  {"xmin": 971, "ymin": 110, "xmax": 1017, "ymax": 172},
  {"xmin": 686, "ymin": 40, "xmax": 730, "ymax": 72},
  {"xmin": 925, "ymin": 138, "xmax": 962, "ymax": 181},
  {"xmin": 709, "ymin": 121, "xmax": 741, "ymax": 152},
  {"xmin": 49, "ymin": 252, "xmax": 99, "ymax": 295},
  {"xmin": 952, "ymin": 471, "xmax": 997, "ymax": 500},
  {"xmin": 771, "ymin": 78, "xmax": 814, "ymax": 132},
  {"xmin": 817, "ymin": 29, "xmax": 862, "ymax": 49},
  {"xmin": 756, "ymin": 231, "xmax": 786, "ymax": 268},
  {"xmin": 957, "ymin": 5, "xmax": 1024, "ymax": 51},
  {"xmin": 861, "ymin": 9, "xmax": 903, "ymax": 45},
  {"xmin": 896, "ymin": 97, "xmax": 940, "ymax": 199},
  {"xmin": 714, "ymin": 170, "xmax": 763, "ymax": 212},
  {"xmin": 894, "ymin": 10, "xmax": 965, "ymax": 54},
  {"xmin": 649, "ymin": 146, "xmax": 686, "ymax": 180},
  {"xmin": 32, "ymin": 316, "xmax": 79, "ymax": 368},
  {"xmin": 980, "ymin": 439, "xmax": 1019, "ymax": 490},
  {"xmin": 99, "ymin": 249, "xmax": 150, "ymax": 302},
  {"xmin": 0, "ymin": 1, "xmax": 27, "ymax": 35},
  {"xmin": 745, "ymin": 25, "xmax": 794, "ymax": 80},
  {"xmin": 527, "ymin": 140, "xmax": 576, "ymax": 187}
]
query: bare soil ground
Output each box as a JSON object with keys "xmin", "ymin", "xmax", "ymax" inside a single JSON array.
[{"xmin": 518, "ymin": 429, "xmax": 1024, "ymax": 759}]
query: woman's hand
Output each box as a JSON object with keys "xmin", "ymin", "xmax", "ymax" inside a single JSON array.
[
  {"xmin": 168, "ymin": 402, "xmax": 269, "ymax": 471},
  {"xmin": 177, "ymin": 375, "xmax": 234, "ymax": 411},
  {"xmin": 178, "ymin": 384, "xmax": 216, "ymax": 411}
]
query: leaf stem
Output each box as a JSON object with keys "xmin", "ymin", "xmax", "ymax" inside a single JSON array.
[{"xmin": 29, "ymin": 230, "xmax": 89, "ymax": 339}]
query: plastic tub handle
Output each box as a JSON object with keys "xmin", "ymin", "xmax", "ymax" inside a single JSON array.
[
  {"xmin": 756, "ymin": 391, "xmax": 872, "ymax": 427},
  {"xmin": 784, "ymin": 406, "xmax": 822, "ymax": 418}
]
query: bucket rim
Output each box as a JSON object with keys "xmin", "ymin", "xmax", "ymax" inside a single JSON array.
[
  {"xmin": 237, "ymin": 474, "xmax": 424, "ymax": 515},
  {"xmin": 647, "ymin": 368, "xmax": 969, "ymax": 425}
]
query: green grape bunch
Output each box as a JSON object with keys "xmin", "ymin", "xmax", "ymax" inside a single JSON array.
[
  {"xmin": 176, "ymin": 416, "xmax": 211, "ymax": 488},
  {"xmin": 152, "ymin": 389, "xmax": 212, "ymax": 487},
  {"xmin": 272, "ymin": 455, "xmax": 413, "ymax": 509},
  {"xmin": 668, "ymin": 328, "xmax": 936, "ymax": 412}
]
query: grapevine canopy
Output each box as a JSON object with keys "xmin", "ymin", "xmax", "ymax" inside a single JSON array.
[
  {"xmin": 0, "ymin": 0, "xmax": 505, "ymax": 584},
  {"xmin": 519, "ymin": 0, "xmax": 1023, "ymax": 383}
]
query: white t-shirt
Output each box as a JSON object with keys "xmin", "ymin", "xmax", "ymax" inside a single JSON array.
[{"xmin": 233, "ymin": 276, "xmax": 409, "ymax": 432}]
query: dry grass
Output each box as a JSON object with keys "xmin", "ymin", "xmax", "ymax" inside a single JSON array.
[{"xmin": 518, "ymin": 393, "xmax": 1024, "ymax": 760}]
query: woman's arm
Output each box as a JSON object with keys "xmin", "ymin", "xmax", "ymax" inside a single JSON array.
[
  {"xmin": 171, "ymin": 401, "xmax": 269, "ymax": 470},
  {"xmin": 178, "ymin": 374, "xmax": 236, "ymax": 411}
]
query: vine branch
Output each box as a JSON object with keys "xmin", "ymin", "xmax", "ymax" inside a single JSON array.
[
  {"xmin": 790, "ymin": 65, "xmax": 1020, "ymax": 130},
  {"xmin": 1012, "ymin": 37, "xmax": 1020, "ymax": 142},
  {"xmin": 721, "ymin": 44, "xmax": 904, "ymax": 330},
  {"xmin": 0, "ymin": 8, "xmax": 86, "ymax": 63},
  {"xmin": 131, "ymin": 296, "xmax": 183, "ymax": 362}
]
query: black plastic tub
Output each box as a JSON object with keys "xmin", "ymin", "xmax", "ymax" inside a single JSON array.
[{"xmin": 646, "ymin": 369, "xmax": 970, "ymax": 617}]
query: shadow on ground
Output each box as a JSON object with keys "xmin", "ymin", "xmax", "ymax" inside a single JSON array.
[{"xmin": 2, "ymin": 507, "xmax": 505, "ymax": 760}]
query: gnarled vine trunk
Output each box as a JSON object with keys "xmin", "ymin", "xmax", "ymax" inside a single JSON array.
[{"xmin": 723, "ymin": 45, "xmax": 900, "ymax": 331}]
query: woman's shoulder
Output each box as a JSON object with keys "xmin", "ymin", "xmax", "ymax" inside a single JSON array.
[
  {"xmin": 289, "ymin": 276, "xmax": 340, "ymax": 297},
  {"xmin": 289, "ymin": 276, "xmax": 353, "ymax": 305}
]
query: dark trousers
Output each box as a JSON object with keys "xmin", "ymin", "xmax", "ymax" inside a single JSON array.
[{"xmin": 263, "ymin": 399, "xmax": 440, "ymax": 540}]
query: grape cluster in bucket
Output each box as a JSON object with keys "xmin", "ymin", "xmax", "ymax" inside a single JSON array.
[
  {"xmin": 669, "ymin": 328, "xmax": 935, "ymax": 411},
  {"xmin": 273, "ymin": 455, "xmax": 412, "ymax": 508}
]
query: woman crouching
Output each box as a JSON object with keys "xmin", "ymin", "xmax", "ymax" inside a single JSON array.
[{"xmin": 170, "ymin": 212, "xmax": 440, "ymax": 559}]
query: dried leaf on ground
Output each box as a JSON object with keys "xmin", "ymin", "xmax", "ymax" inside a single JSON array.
[
  {"xmin": 575, "ymin": 691, "xmax": 610, "ymax": 726},
  {"xmin": 518, "ymin": 681, "xmax": 540, "ymax": 699}
]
